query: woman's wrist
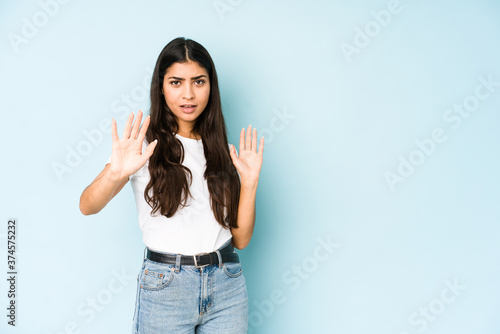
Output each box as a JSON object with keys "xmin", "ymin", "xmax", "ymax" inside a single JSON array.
[
  {"xmin": 240, "ymin": 177, "xmax": 259, "ymax": 190},
  {"xmin": 107, "ymin": 165, "xmax": 129, "ymax": 184}
]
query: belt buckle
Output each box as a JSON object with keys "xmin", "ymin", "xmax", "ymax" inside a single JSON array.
[{"xmin": 193, "ymin": 252, "xmax": 210, "ymax": 268}]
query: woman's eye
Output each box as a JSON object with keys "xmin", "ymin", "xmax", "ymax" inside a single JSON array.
[
  {"xmin": 195, "ymin": 79, "xmax": 205, "ymax": 85},
  {"xmin": 170, "ymin": 81, "xmax": 180, "ymax": 86}
]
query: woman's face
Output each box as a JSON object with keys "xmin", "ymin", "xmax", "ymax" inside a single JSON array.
[{"xmin": 162, "ymin": 61, "xmax": 210, "ymax": 136}]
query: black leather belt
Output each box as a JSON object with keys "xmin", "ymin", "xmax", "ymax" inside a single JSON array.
[{"xmin": 146, "ymin": 241, "xmax": 239, "ymax": 268}]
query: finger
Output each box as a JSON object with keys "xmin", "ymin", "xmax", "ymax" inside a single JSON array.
[
  {"xmin": 143, "ymin": 139, "xmax": 158, "ymax": 160},
  {"xmin": 229, "ymin": 145, "xmax": 240, "ymax": 169},
  {"xmin": 258, "ymin": 136, "xmax": 264, "ymax": 157},
  {"xmin": 111, "ymin": 118, "xmax": 119, "ymax": 143},
  {"xmin": 122, "ymin": 112, "xmax": 134, "ymax": 139},
  {"xmin": 252, "ymin": 128, "xmax": 257, "ymax": 153},
  {"xmin": 230, "ymin": 144, "xmax": 238, "ymax": 158},
  {"xmin": 239, "ymin": 128, "xmax": 244, "ymax": 153},
  {"xmin": 230, "ymin": 144, "xmax": 239, "ymax": 161},
  {"xmin": 246, "ymin": 124, "xmax": 252, "ymax": 150},
  {"xmin": 130, "ymin": 110, "xmax": 143, "ymax": 140},
  {"xmin": 137, "ymin": 115, "xmax": 150, "ymax": 143}
]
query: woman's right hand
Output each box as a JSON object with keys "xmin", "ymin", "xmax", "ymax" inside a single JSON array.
[{"xmin": 109, "ymin": 110, "xmax": 157, "ymax": 180}]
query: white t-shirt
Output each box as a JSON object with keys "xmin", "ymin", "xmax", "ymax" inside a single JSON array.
[{"xmin": 106, "ymin": 133, "xmax": 233, "ymax": 255}]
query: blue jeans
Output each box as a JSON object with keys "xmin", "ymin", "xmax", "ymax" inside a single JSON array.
[{"xmin": 132, "ymin": 239, "xmax": 249, "ymax": 333}]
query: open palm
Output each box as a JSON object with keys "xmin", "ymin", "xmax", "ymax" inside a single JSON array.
[
  {"xmin": 229, "ymin": 125, "xmax": 264, "ymax": 184},
  {"xmin": 110, "ymin": 110, "xmax": 157, "ymax": 179}
]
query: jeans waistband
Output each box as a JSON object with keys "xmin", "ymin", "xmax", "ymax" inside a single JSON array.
[
  {"xmin": 143, "ymin": 238, "xmax": 238, "ymax": 270},
  {"xmin": 143, "ymin": 237, "xmax": 234, "ymax": 259}
]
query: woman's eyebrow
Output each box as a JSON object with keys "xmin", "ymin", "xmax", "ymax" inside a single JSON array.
[{"xmin": 167, "ymin": 75, "xmax": 208, "ymax": 80}]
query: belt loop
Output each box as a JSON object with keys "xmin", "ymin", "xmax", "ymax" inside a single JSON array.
[
  {"xmin": 215, "ymin": 249, "xmax": 223, "ymax": 268},
  {"xmin": 175, "ymin": 254, "xmax": 181, "ymax": 273}
]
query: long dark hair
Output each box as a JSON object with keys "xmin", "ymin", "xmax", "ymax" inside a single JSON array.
[{"xmin": 144, "ymin": 37, "xmax": 241, "ymax": 229}]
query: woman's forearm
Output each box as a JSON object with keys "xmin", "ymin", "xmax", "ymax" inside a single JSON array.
[
  {"xmin": 231, "ymin": 179, "xmax": 259, "ymax": 249},
  {"xmin": 79, "ymin": 165, "xmax": 129, "ymax": 215}
]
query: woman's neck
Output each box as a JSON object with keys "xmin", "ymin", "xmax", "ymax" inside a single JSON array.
[{"xmin": 176, "ymin": 131, "xmax": 201, "ymax": 140}]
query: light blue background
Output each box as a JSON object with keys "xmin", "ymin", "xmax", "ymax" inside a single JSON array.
[{"xmin": 1, "ymin": 0, "xmax": 499, "ymax": 333}]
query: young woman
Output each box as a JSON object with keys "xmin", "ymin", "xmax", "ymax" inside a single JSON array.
[{"xmin": 79, "ymin": 37, "xmax": 264, "ymax": 333}]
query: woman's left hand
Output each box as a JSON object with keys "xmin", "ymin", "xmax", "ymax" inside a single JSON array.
[{"xmin": 229, "ymin": 125, "xmax": 264, "ymax": 185}]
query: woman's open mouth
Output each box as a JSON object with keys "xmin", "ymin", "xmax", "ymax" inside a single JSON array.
[{"xmin": 180, "ymin": 104, "xmax": 197, "ymax": 113}]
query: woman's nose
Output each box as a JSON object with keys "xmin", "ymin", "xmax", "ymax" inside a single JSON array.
[{"xmin": 183, "ymin": 85, "xmax": 194, "ymax": 100}]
